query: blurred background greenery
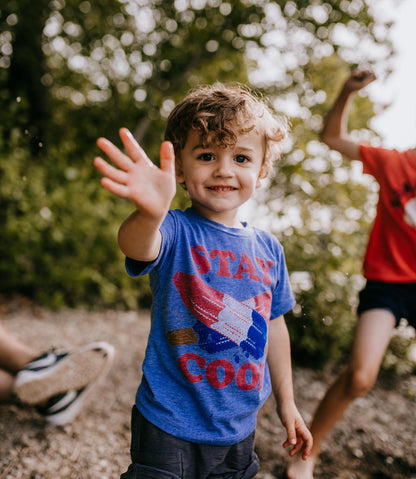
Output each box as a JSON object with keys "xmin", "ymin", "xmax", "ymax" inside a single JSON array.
[{"xmin": 1, "ymin": 0, "xmax": 414, "ymax": 372}]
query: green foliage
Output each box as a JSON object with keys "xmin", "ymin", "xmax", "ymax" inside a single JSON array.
[{"xmin": 0, "ymin": 127, "xmax": 147, "ymax": 308}]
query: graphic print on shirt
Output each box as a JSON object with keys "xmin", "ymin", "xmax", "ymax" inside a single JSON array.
[
  {"xmin": 391, "ymin": 182, "xmax": 416, "ymax": 229},
  {"xmin": 404, "ymin": 198, "xmax": 416, "ymax": 228},
  {"xmin": 168, "ymin": 272, "xmax": 271, "ymax": 360}
]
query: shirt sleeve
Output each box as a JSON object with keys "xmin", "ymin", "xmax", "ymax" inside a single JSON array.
[
  {"xmin": 270, "ymin": 241, "xmax": 296, "ymax": 319},
  {"xmin": 359, "ymin": 144, "xmax": 396, "ymax": 179}
]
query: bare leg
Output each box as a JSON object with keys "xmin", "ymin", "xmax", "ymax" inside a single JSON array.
[
  {"xmin": 0, "ymin": 324, "xmax": 38, "ymax": 401},
  {"xmin": 286, "ymin": 309, "xmax": 395, "ymax": 479},
  {"xmin": 0, "ymin": 370, "xmax": 15, "ymax": 401}
]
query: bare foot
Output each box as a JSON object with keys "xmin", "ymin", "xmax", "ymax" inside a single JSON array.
[{"xmin": 286, "ymin": 455, "xmax": 316, "ymax": 479}]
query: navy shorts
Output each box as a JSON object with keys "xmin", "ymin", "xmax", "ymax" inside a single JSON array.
[
  {"xmin": 357, "ymin": 280, "xmax": 416, "ymax": 328},
  {"xmin": 120, "ymin": 406, "xmax": 260, "ymax": 479}
]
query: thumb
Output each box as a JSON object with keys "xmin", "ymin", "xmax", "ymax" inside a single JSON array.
[{"xmin": 160, "ymin": 141, "xmax": 175, "ymax": 175}]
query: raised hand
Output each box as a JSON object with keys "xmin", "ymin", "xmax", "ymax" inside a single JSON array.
[
  {"xmin": 344, "ymin": 68, "xmax": 376, "ymax": 93},
  {"xmin": 94, "ymin": 128, "xmax": 176, "ymax": 221}
]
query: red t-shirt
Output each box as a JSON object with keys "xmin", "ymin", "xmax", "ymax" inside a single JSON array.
[{"xmin": 360, "ymin": 145, "xmax": 416, "ymax": 282}]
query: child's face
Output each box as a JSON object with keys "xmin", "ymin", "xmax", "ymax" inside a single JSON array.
[{"xmin": 176, "ymin": 127, "xmax": 265, "ymax": 227}]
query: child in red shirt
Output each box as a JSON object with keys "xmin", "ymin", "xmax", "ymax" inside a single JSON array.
[{"xmin": 287, "ymin": 69, "xmax": 416, "ymax": 479}]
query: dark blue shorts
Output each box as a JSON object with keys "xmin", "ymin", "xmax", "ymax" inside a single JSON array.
[
  {"xmin": 357, "ymin": 280, "xmax": 416, "ymax": 328},
  {"xmin": 120, "ymin": 406, "xmax": 260, "ymax": 479}
]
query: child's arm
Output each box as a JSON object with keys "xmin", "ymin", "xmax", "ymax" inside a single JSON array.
[
  {"xmin": 320, "ymin": 68, "xmax": 376, "ymax": 161},
  {"xmin": 267, "ymin": 315, "xmax": 313, "ymax": 460},
  {"xmin": 94, "ymin": 128, "xmax": 176, "ymax": 261}
]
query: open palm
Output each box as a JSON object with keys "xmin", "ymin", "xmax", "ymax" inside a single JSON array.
[{"xmin": 94, "ymin": 128, "xmax": 176, "ymax": 221}]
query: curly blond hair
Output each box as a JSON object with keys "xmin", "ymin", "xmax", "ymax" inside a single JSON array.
[{"xmin": 164, "ymin": 84, "xmax": 288, "ymax": 178}]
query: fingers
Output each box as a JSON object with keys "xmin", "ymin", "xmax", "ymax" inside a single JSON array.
[
  {"xmin": 298, "ymin": 428, "xmax": 313, "ymax": 460},
  {"xmin": 302, "ymin": 436, "xmax": 313, "ymax": 460},
  {"xmin": 119, "ymin": 128, "xmax": 154, "ymax": 165},
  {"xmin": 282, "ymin": 422, "xmax": 313, "ymax": 460},
  {"xmin": 96, "ymin": 137, "xmax": 132, "ymax": 171},
  {"xmin": 99, "ymin": 177, "xmax": 130, "ymax": 198},
  {"xmin": 95, "ymin": 132, "xmax": 176, "ymax": 178},
  {"xmin": 283, "ymin": 438, "xmax": 303, "ymax": 457},
  {"xmin": 93, "ymin": 156, "xmax": 127, "ymax": 184},
  {"xmin": 159, "ymin": 141, "xmax": 175, "ymax": 175},
  {"xmin": 355, "ymin": 71, "xmax": 376, "ymax": 84},
  {"xmin": 285, "ymin": 423, "xmax": 297, "ymax": 450},
  {"xmin": 350, "ymin": 68, "xmax": 376, "ymax": 86},
  {"xmin": 96, "ymin": 129, "xmax": 152, "ymax": 170}
]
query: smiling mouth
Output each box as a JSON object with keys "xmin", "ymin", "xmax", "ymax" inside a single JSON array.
[{"xmin": 208, "ymin": 186, "xmax": 237, "ymax": 192}]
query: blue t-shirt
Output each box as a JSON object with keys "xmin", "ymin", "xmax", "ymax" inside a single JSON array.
[{"xmin": 126, "ymin": 208, "xmax": 295, "ymax": 445}]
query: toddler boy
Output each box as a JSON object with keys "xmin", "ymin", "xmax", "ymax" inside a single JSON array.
[{"xmin": 94, "ymin": 85, "xmax": 312, "ymax": 478}]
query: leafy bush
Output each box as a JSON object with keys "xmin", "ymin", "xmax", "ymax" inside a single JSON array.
[{"xmin": 0, "ymin": 129, "xmax": 150, "ymax": 309}]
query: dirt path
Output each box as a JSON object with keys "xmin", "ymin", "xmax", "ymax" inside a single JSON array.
[{"xmin": 1, "ymin": 300, "xmax": 415, "ymax": 478}]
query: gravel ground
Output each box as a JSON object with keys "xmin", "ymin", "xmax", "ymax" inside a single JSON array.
[{"xmin": 1, "ymin": 298, "xmax": 415, "ymax": 478}]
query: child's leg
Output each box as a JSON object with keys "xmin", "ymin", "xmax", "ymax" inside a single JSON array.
[
  {"xmin": 287, "ymin": 308, "xmax": 395, "ymax": 479},
  {"xmin": 0, "ymin": 324, "xmax": 38, "ymax": 401},
  {"xmin": 0, "ymin": 324, "xmax": 38, "ymax": 373},
  {"xmin": 309, "ymin": 309, "xmax": 395, "ymax": 451},
  {"xmin": 0, "ymin": 369, "xmax": 15, "ymax": 401}
]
